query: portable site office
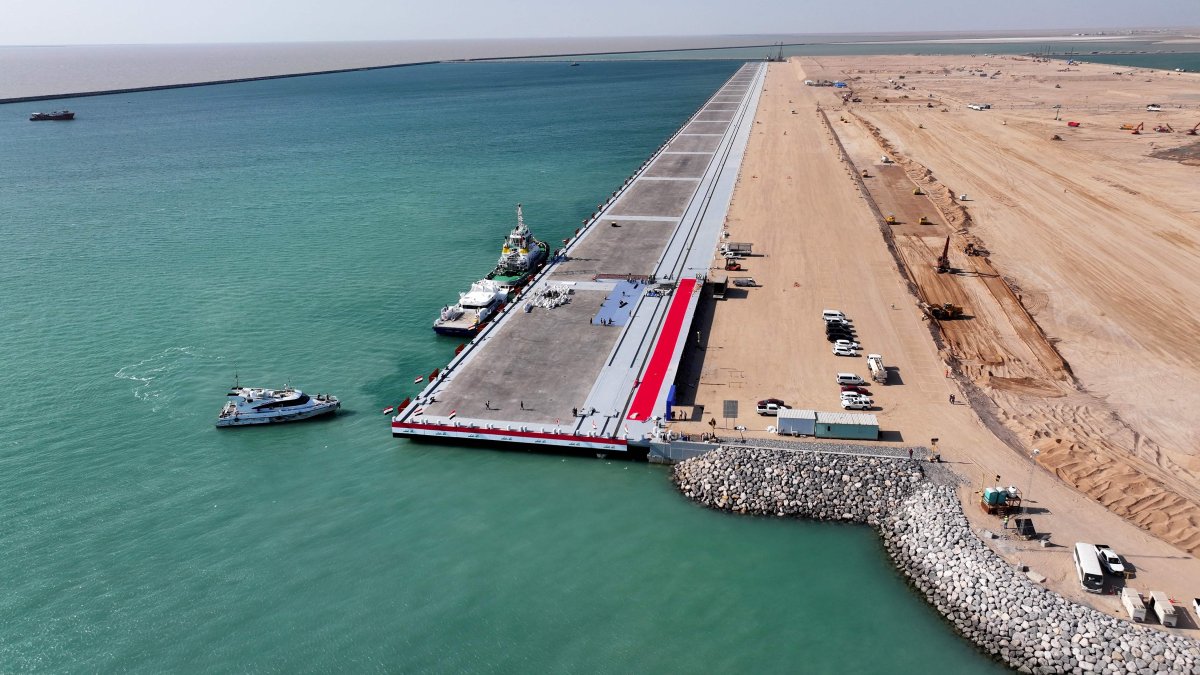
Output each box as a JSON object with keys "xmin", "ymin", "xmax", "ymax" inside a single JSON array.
[
  {"xmin": 776, "ymin": 409, "xmax": 817, "ymax": 436},
  {"xmin": 815, "ymin": 411, "xmax": 880, "ymax": 441},
  {"xmin": 775, "ymin": 410, "xmax": 879, "ymax": 440},
  {"xmin": 1121, "ymin": 587, "xmax": 1146, "ymax": 622},
  {"xmin": 1147, "ymin": 591, "xmax": 1178, "ymax": 627}
]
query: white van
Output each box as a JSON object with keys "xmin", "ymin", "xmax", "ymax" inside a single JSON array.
[
  {"xmin": 836, "ymin": 373, "xmax": 866, "ymax": 386},
  {"xmin": 1073, "ymin": 543, "xmax": 1105, "ymax": 593},
  {"xmin": 822, "ymin": 309, "xmax": 846, "ymax": 322}
]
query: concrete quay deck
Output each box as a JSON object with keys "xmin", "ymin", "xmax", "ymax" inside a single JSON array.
[{"xmin": 392, "ymin": 62, "xmax": 766, "ymax": 454}]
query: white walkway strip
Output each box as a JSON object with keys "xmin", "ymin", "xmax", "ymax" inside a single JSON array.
[{"xmin": 605, "ymin": 216, "xmax": 682, "ymax": 222}]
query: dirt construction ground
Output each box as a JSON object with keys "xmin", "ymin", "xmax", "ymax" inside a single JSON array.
[{"xmin": 670, "ymin": 56, "xmax": 1200, "ymax": 633}]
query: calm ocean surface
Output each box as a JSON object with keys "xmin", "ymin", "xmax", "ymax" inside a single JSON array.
[{"xmin": 0, "ymin": 60, "xmax": 1003, "ymax": 672}]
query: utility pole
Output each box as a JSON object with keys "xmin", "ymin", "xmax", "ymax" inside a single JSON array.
[{"xmin": 1027, "ymin": 449, "xmax": 1041, "ymax": 504}]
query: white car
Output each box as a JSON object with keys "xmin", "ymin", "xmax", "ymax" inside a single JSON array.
[
  {"xmin": 834, "ymin": 339, "xmax": 861, "ymax": 350},
  {"xmin": 833, "ymin": 345, "xmax": 858, "ymax": 357},
  {"xmin": 841, "ymin": 398, "xmax": 872, "ymax": 410},
  {"xmin": 1096, "ymin": 545, "xmax": 1126, "ymax": 576},
  {"xmin": 840, "ymin": 392, "xmax": 874, "ymax": 405},
  {"xmin": 825, "ymin": 317, "xmax": 852, "ymax": 328}
]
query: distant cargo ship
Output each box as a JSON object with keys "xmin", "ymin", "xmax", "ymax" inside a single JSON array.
[
  {"xmin": 486, "ymin": 203, "xmax": 548, "ymax": 293},
  {"xmin": 29, "ymin": 110, "xmax": 75, "ymax": 121}
]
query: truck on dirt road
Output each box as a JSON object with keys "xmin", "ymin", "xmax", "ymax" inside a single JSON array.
[{"xmin": 867, "ymin": 354, "xmax": 887, "ymax": 383}]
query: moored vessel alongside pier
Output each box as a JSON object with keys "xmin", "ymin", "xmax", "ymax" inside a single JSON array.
[
  {"xmin": 486, "ymin": 203, "xmax": 548, "ymax": 293},
  {"xmin": 432, "ymin": 279, "xmax": 508, "ymax": 336}
]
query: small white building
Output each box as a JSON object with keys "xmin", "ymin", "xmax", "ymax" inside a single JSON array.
[
  {"xmin": 776, "ymin": 409, "xmax": 817, "ymax": 436},
  {"xmin": 1121, "ymin": 587, "xmax": 1146, "ymax": 622},
  {"xmin": 1148, "ymin": 591, "xmax": 1178, "ymax": 627}
]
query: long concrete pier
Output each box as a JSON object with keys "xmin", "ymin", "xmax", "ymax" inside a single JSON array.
[{"xmin": 392, "ymin": 62, "xmax": 766, "ymax": 455}]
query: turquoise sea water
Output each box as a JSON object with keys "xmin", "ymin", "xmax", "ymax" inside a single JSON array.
[{"xmin": 0, "ymin": 61, "xmax": 1003, "ymax": 672}]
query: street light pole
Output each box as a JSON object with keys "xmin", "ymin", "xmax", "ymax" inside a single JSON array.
[{"xmin": 1028, "ymin": 449, "xmax": 1041, "ymax": 504}]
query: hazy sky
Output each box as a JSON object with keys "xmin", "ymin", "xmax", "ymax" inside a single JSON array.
[{"xmin": 4, "ymin": 0, "xmax": 1198, "ymax": 45}]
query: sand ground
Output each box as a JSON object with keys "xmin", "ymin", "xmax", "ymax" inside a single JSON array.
[{"xmin": 670, "ymin": 57, "xmax": 1200, "ymax": 632}]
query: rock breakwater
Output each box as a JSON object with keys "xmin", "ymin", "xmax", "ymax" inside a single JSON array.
[{"xmin": 674, "ymin": 447, "xmax": 1200, "ymax": 674}]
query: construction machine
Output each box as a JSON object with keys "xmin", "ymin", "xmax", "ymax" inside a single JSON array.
[
  {"xmin": 912, "ymin": 187, "xmax": 926, "ymax": 196},
  {"xmin": 885, "ymin": 214, "xmax": 897, "ymax": 224},
  {"xmin": 918, "ymin": 215, "xmax": 932, "ymax": 225},
  {"xmin": 964, "ymin": 242, "xmax": 989, "ymax": 256},
  {"xmin": 936, "ymin": 235, "xmax": 952, "ymax": 274},
  {"xmin": 861, "ymin": 169, "xmax": 870, "ymax": 178},
  {"xmin": 1131, "ymin": 122, "xmax": 1144, "ymax": 135},
  {"xmin": 930, "ymin": 303, "xmax": 965, "ymax": 320},
  {"xmin": 1119, "ymin": 122, "xmax": 1139, "ymax": 130},
  {"xmin": 1155, "ymin": 123, "xmax": 1174, "ymax": 133},
  {"xmin": 1188, "ymin": 123, "xmax": 1199, "ymax": 136},
  {"xmin": 920, "ymin": 301, "xmax": 965, "ymax": 320},
  {"xmin": 1050, "ymin": 134, "xmax": 1063, "ymax": 141}
]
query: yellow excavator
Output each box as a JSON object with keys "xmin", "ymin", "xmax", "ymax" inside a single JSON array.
[{"xmin": 927, "ymin": 302, "xmax": 965, "ymax": 320}]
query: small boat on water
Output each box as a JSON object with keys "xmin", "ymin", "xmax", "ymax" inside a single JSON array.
[
  {"xmin": 486, "ymin": 203, "xmax": 549, "ymax": 294},
  {"xmin": 433, "ymin": 279, "xmax": 508, "ymax": 336},
  {"xmin": 30, "ymin": 110, "xmax": 75, "ymax": 121},
  {"xmin": 216, "ymin": 382, "xmax": 340, "ymax": 427}
]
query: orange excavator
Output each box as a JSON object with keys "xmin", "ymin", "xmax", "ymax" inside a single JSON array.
[{"xmin": 1130, "ymin": 122, "xmax": 1144, "ymax": 135}]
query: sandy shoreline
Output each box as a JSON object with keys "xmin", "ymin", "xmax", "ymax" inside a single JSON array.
[{"xmin": 670, "ymin": 54, "xmax": 1200, "ymax": 631}]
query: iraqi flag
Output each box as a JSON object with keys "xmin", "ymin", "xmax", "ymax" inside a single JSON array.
[
  {"xmin": 382, "ymin": 406, "xmax": 395, "ymax": 415},
  {"xmin": 447, "ymin": 410, "xmax": 457, "ymax": 420}
]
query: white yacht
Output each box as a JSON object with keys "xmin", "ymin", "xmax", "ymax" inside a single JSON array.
[
  {"xmin": 432, "ymin": 279, "xmax": 508, "ymax": 336},
  {"xmin": 215, "ymin": 384, "xmax": 340, "ymax": 427}
]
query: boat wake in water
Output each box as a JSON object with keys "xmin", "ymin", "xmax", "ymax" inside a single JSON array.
[{"xmin": 114, "ymin": 346, "xmax": 225, "ymax": 413}]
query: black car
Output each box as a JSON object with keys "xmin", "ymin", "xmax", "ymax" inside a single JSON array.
[
  {"xmin": 826, "ymin": 327, "xmax": 856, "ymax": 337},
  {"xmin": 826, "ymin": 333, "xmax": 856, "ymax": 342}
]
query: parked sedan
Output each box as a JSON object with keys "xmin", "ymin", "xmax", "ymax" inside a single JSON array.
[
  {"xmin": 833, "ymin": 345, "xmax": 858, "ymax": 357},
  {"xmin": 840, "ymin": 385, "xmax": 873, "ymax": 395},
  {"xmin": 826, "ymin": 328, "xmax": 856, "ymax": 339}
]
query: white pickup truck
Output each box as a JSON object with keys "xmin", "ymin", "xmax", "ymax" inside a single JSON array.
[{"xmin": 1096, "ymin": 544, "xmax": 1127, "ymax": 577}]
